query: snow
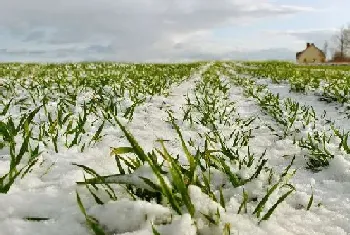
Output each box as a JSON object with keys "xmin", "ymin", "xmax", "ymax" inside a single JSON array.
[
  {"xmin": 258, "ymin": 78, "xmax": 350, "ymax": 133},
  {"xmin": 221, "ymin": 68, "xmax": 350, "ymax": 234},
  {"xmin": 1, "ymin": 62, "xmax": 350, "ymax": 234},
  {"xmin": 88, "ymin": 199, "xmax": 172, "ymax": 234}
]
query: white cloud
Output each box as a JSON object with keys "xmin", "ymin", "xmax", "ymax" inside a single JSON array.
[
  {"xmin": 0, "ymin": 0, "xmax": 315, "ymax": 61},
  {"xmin": 265, "ymin": 28, "xmax": 338, "ymax": 49}
]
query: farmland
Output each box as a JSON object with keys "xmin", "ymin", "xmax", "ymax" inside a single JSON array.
[{"xmin": 1, "ymin": 61, "xmax": 350, "ymax": 235}]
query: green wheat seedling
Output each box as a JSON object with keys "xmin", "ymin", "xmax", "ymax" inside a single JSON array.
[
  {"xmin": 77, "ymin": 117, "xmax": 196, "ymax": 216},
  {"xmin": 299, "ymin": 131, "xmax": 334, "ymax": 171},
  {"xmin": 331, "ymin": 124, "xmax": 350, "ymax": 153},
  {"xmin": 0, "ymin": 110, "xmax": 42, "ymax": 193},
  {"xmin": 76, "ymin": 190, "xmax": 106, "ymax": 235},
  {"xmin": 183, "ymin": 65, "xmax": 237, "ymax": 131}
]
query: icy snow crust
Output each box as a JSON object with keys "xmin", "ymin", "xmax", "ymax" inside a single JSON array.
[{"xmin": 1, "ymin": 62, "xmax": 350, "ymax": 234}]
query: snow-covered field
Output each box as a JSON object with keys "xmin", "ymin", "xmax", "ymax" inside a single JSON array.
[{"xmin": 1, "ymin": 61, "xmax": 350, "ymax": 235}]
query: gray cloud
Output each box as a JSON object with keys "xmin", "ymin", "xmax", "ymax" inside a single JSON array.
[{"xmin": 0, "ymin": 0, "xmax": 314, "ymax": 61}]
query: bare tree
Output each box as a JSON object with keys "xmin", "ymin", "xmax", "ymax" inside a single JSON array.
[
  {"xmin": 323, "ymin": 40, "xmax": 328, "ymax": 59},
  {"xmin": 332, "ymin": 24, "xmax": 350, "ymax": 59}
]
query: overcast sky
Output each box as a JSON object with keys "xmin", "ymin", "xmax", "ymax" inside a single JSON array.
[{"xmin": 0, "ymin": 0, "xmax": 349, "ymax": 62}]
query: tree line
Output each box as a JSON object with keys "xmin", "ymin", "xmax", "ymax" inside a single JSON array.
[{"xmin": 325, "ymin": 24, "xmax": 350, "ymax": 62}]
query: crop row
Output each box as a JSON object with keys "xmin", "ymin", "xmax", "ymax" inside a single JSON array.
[
  {"xmin": 223, "ymin": 62, "xmax": 350, "ymax": 172},
  {"xmin": 0, "ymin": 62, "xmax": 202, "ymax": 194},
  {"xmin": 75, "ymin": 63, "xmax": 305, "ymax": 234},
  {"xmin": 234, "ymin": 61, "xmax": 350, "ymax": 105}
]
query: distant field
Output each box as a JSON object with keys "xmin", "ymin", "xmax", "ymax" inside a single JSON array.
[
  {"xmin": 1, "ymin": 61, "xmax": 350, "ymax": 235},
  {"xmin": 296, "ymin": 63, "xmax": 350, "ymax": 68}
]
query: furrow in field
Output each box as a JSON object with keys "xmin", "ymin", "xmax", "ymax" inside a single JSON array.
[{"xmin": 125, "ymin": 63, "xmax": 212, "ymax": 156}]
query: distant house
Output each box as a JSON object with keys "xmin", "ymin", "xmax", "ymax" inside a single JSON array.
[{"xmin": 296, "ymin": 43, "xmax": 326, "ymax": 63}]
